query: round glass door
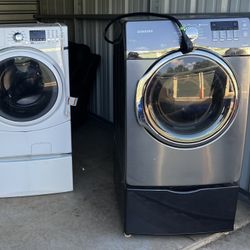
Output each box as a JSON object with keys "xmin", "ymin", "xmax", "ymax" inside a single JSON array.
[
  {"xmin": 0, "ymin": 56, "xmax": 58, "ymax": 122},
  {"xmin": 136, "ymin": 51, "xmax": 239, "ymax": 147}
]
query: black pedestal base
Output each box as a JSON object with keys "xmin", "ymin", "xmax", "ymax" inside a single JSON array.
[{"xmin": 124, "ymin": 185, "xmax": 239, "ymax": 235}]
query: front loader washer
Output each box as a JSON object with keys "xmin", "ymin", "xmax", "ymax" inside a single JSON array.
[
  {"xmin": 0, "ymin": 24, "xmax": 73, "ymax": 197},
  {"xmin": 113, "ymin": 17, "xmax": 250, "ymax": 235}
]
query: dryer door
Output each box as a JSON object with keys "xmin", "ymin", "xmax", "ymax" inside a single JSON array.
[
  {"xmin": 0, "ymin": 47, "xmax": 64, "ymax": 125},
  {"xmin": 136, "ymin": 50, "xmax": 239, "ymax": 148}
]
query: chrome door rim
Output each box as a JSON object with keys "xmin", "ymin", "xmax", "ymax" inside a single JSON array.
[{"xmin": 135, "ymin": 50, "xmax": 239, "ymax": 148}]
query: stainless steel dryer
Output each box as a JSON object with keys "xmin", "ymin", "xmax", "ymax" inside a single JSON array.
[{"xmin": 114, "ymin": 17, "xmax": 250, "ymax": 235}]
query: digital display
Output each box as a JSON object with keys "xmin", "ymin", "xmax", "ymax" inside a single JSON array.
[
  {"xmin": 30, "ymin": 30, "xmax": 46, "ymax": 41},
  {"xmin": 210, "ymin": 21, "xmax": 239, "ymax": 31}
]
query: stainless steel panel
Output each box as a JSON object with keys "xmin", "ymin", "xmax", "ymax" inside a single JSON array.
[{"xmin": 126, "ymin": 57, "xmax": 250, "ymax": 186}]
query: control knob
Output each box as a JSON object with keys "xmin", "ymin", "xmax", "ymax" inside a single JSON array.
[
  {"xmin": 13, "ymin": 32, "xmax": 24, "ymax": 42},
  {"xmin": 185, "ymin": 26, "xmax": 199, "ymax": 41}
]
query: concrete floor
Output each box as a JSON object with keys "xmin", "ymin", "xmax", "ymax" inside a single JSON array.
[
  {"xmin": 0, "ymin": 118, "xmax": 250, "ymax": 250},
  {"xmin": 200, "ymin": 223, "xmax": 250, "ymax": 250}
]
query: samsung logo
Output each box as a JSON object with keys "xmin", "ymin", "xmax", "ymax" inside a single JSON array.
[{"xmin": 136, "ymin": 29, "xmax": 154, "ymax": 34}]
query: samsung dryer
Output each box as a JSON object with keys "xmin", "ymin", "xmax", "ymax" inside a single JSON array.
[
  {"xmin": 114, "ymin": 17, "xmax": 250, "ymax": 235},
  {"xmin": 0, "ymin": 23, "xmax": 73, "ymax": 197}
]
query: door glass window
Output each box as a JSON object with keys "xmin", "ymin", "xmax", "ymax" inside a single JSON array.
[
  {"xmin": 0, "ymin": 56, "xmax": 58, "ymax": 121},
  {"xmin": 144, "ymin": 55, "xmax": 237, "ymax": 143}
]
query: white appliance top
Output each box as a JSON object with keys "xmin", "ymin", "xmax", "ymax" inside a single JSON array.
[{"xmin": 0, "ymin": 22, "xmax": 67, "ymax": 49}]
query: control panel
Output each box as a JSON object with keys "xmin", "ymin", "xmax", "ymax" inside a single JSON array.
[
  {"xmin": 0, "ymin": 24, "xmax": 67, "ymax": 51},
  {"xmin": 126, "ymin": 17, "xmax": 250, "ymax": 58},
  {"xmin": 210, "ymin": 20, "xmax": 242, "ymax": 41},
  {"xmin": 6, "ymin": 28, "xmax": 61, "ymax": 45}
]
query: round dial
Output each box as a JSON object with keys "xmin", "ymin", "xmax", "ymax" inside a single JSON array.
[
  {"xmin": 13, "ymin": 32, "xmax": 24, "ymax": 42},
  {"xmin": 185, "ymin": 26, "xmax": 199, "ymax": 41}
]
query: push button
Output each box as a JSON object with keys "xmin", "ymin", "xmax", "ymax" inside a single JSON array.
[
  {"xmin": 243, "ymin": 31, "xmax": 248, "ymax": 37},
  {"xmin": 243, "ymin": 22, "xmax": 248, "ymax": 28},
  {"xmin": 233, "ymin": 30, "xmax": 240, "ymax": 40},
  {"xmin": 219, "ymin": 30, "xmax": 226, "ymax": 40},
  {"xmin": 226, "ymin": 30, "xmax": 233, "ymax": 40},
  {"xmin": 212, "ymin": 31, "xmax": 219, "ymax": 41}
]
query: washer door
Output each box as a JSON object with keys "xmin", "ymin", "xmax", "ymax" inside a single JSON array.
[
  {"xmin": 0, "ymin": 48, "xmax": 64, "ymax": 125},
  {"xmin": 136, "ymin": 50, "xmax": 239, "ymax": 148}
]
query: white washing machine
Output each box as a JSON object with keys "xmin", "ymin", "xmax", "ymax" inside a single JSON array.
[{"xmin": 0, "ymin": 23, "xmax": 73, "ymax": 197}]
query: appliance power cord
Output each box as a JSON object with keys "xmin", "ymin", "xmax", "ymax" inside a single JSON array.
[{"xmin": 103, "ymin": 12, "xmax": 193, "ymax": 54}]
